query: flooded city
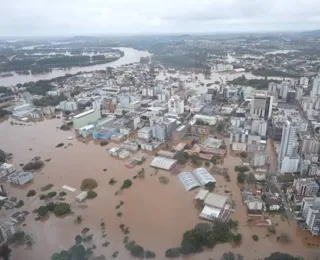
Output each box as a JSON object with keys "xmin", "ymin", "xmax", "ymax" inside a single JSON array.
[{"xmin": 0, "ymin": 117, "xmax": 319, "ymax": 260}]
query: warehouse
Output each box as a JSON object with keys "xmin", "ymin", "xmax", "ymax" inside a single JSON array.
[
  {"xmin": 150, "ymin": 157, "xmax": 177, "ymax": 171},
  {"xmin": 193, "ymin": 168, "xmax": 216, "ymax": 186},
  {"xmin": 178, "ymin": 172, "xmax": 201, "ymax": 191},
  {"xmin": 73, "ymin": 109, "xmax": 101, "ymax": 130}
]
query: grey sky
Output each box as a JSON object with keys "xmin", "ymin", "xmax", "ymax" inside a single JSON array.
[{"xmin": 1, "ymin": 0, "xmax": 320, "ymax": 36}]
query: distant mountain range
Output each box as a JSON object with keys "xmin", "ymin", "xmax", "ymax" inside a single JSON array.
[{"xmin": 301, "ymin": 29, "xmax": 320, "ymax": 36}]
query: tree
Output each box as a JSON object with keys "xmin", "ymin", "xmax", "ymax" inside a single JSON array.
[
  {"xmin": 264, "ymin": 252, "xmax": 304, "ymax": 260},
  {"xmin": 237, "ymin": 172, "xmax": 247, "ymax": 184},
  {"xmin": 0, "ymin": 244, "xmax": 11, "ymax": 260},
  {"xmin": 46, "ymin": 202, "xmax": 56, "ymax": 211},
  {"xmin": 204, "ymin": 161, "xmax": 210, "ymax": 167},
  {"xmin": 87, "ymin": 191, "xmax": 97, "ymax": 199},
  {"xmin": 180, "ymin": 229, "xmax": 203, "ymax": 255},
  {"xmin": 277, "ymin": 232, "xmax": 290, "ymax": 244},
  {"xmin": 38, "ymin": 206, "xmax": 48, "ymax": 217},
  {"xmin": 228, "ymin": 219, "xmax": 239, "ymax": 230},
  {"xmin": 27, "ymin": 190, "xmax": 36, "ymax": 197},
  {"xmin": 234, "ymin": 166, "xmax": 249, "ymax": 173},
  {"xmin": 121, "ymin": 179, "xmax": 132, "ymax": 190},
  {"xmin": 130, "ymin": 245, "xmax": 144, "ymax": 258},
  {"xmin": 211, "ymin": 158, "xmax": 217, "ymax": 165},
  {"xmin": 75, "ymin": 215, "xmax": 83, "ymax": 224},
  {"xmin": 54, "ymin": 203, "xmax": 71, "ymax": 216},
  {"xmin": 75, "ymin": 235, "xmax": 82, "ymax": 244},
  {"xmin": 252, "ymin": 234, "xmax": 259, "ymax": 241},
  {"xmin": 221, "ymin": 252, "xmax": 244, "ymax": 260},
  {"xmin": 80, "ymin": 178, "xmax": 98, "ymax": 190},
  {"xmin": 165, "ymin": 248, "xmax": 181, "ymax": 258},
  {"xmin": 246, "ymin": 173, "xmax": 256, "ymax": 184}
]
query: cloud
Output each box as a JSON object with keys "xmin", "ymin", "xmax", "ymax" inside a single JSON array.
[{"xmin": 1, "ymin": 0, "xmax": 320, "ymax": 36}]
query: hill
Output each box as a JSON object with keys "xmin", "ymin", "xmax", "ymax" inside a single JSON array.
[{"xmin": 301, "ymin": 29, "xmax": 320, "ymax": 37}]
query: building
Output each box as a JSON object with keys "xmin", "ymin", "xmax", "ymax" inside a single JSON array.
[
  {"xmin": 150, "ymin": 157, "xmax": 177, "ymax": 171},
  {"xmin": 280, "ymin": 156, "xmax": 300, "ymax": 173},
  {"xmin": 59, "ymin": 101, "xmax": 78, "ymax": 112},
  {"xmin": 178, "ymin": 172, "xmax": 201, "ymax": 191},
  {"xmin": 138, "ymin": 127, "xmax": 153, "ymax": 140},
  {"xmin": 190, "ymin": 123, "xmax": 210, "ymax": 136},
  {"xmin": 251, "ymin": 119, "xmax": 267, "ymax": 137},
  {"xmin": 252, "ymin": 152, "xmax": 266, "ymax": 167},
  {"xmin": 171, "ymin": 125, "xmax": 188, "ymax": 144},
  {"xmin": 0, "ymin": 221, "xmax": 15, "ymax": 246},
  {"xmin": 250, "ymin": 92, "xmax": 273, "ymax": 119},
  {"xmin": 193, "ymin": 168, "xmax": 216, "ymax": 186},
  {"xmin": 76, "ymin": 191, "xmax": 88, "ymax": 202},
  {"xmin": 294, "ymin": 179, "xmax": 319, "ymax": 196},
  {"xmin": 300, "ymin": 77, "xmax": 309, "ymax": 86},
  {"xmin": 42, "ymin": 106, "xmax": 55, "ymax": 116},
  {"xmin": 152, "ymin": 118, "xmax": 177, "ymax": 141},
  {"xmin": 8, "ymin": 172, "xmax": 33, "ymax": 185},
  {"xmin": 193, "ymin": 115, "xmax": 217, "ymax": 126},
  {"xmin": 168, "ymin": 95, "xmax": 184, "ymax": 114},
  {"xmin": 0, "ymin": 163, "xmax": 15, "ymax": 178},
  {"xmin": 78, "ymin": 125, "xmax": 95, "ymax": 138},
  {"xmin": 73, "ymin": 109, "xmax": 101, "ymax": 130},
  {"xmin": 198, "ymin": 192, "xmax": 230, "ymax": 221},
  {"xmin": 301, "ymin": 197, "xmax": 320, "ymax": 236},
  {"xmin": 311, "ymin": 75, "xmax": 320, "ymax": 97},
  {"xmin": 278, "ymin": 120, "xmax": 298, "ymax": 166}
]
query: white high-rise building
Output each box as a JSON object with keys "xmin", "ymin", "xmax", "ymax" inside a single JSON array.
[
  {"xmin": 278, "ymin": 120, "xmax": 298, "ymax": 166},
  {"xmin": 300, "ymin": 77, "xmax": 309, "ymax": 87},
  {"xmin": 59, "ymin": 101, "xmax": 78, "ymax": 111},
  {"xmin": 250, "ymin": 92, "xmax": 273, "ymax": 119},
  {"xmin": 311, "ymin": 76, "xmax": 320, "ymax": 97},
  {"xmin": 168, "ymin": 95, "xmax": 184, "ymax": 114}
]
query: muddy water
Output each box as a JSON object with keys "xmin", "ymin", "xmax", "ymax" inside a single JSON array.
[{"xmin": 0, "ymin": 120, "xmax": 319, "ymax": 260}]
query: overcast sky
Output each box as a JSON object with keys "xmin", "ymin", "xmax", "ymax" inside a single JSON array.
[{"xmin": 1, "ymin": 0, "xmax": 320, "ymax": 36}]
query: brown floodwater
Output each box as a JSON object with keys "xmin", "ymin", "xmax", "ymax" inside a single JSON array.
[{"xmin": 0, "ymin": 119, "xmax": 319, "ymax": 260}]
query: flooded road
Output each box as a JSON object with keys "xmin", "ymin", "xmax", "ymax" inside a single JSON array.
[{"xmin": 0, "ymin": 119, "xmax": 319, "ymax": 260}]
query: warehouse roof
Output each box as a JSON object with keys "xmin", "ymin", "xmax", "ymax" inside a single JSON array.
[
  {"xmin": 150, "ymin": 157, "xmax": 177, "ymax": 171},
  {"xmin": 178, "ymin": 172, "xmax": 201, "ymax": 191},
  {"xmin": 193, "ymin": 168, "xmax": 216, "ymax": 185},
  {"xmin": 194, "ymin": 188, "xmax": 210, "ymax": 200},
  {"xmin": 73, "ymin": 109, "xmax": 95, "ymax": 119},
  {"xmin": 204, "ymin": 192, "xmax": 228, "ymax": 209}
]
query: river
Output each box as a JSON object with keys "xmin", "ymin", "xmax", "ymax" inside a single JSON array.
[{"xmin": 0, "ymin": 47, "xmax": 151, "ymax": 86}]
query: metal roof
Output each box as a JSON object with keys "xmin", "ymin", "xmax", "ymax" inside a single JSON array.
[
  {"xmin": 193, "ymin": 168, "xmax": 216, "ymax": 185},
  {"xmin": 150, "ymin": 157, "xmax": 177, "ymax": 171},
  {"xmin": 178, "ymin": 172, "xmax": 201, "ymax": 191}
]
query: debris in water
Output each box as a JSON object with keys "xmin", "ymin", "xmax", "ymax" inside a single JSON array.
[
  {"xmin": 56, "ymin": 143, "xmax": 64, "ymax": 148},
  {"xmin": 45, "ymin": 158, "xmax": 51, "ymax": 162}
]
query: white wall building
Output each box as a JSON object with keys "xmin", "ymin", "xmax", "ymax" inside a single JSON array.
[
  {"xmin": 294, "ymin": 179, "xmax": 319, "ymax": 196},
  {"xmin": 60, "ymin": 101, "xmax": 78, "ymax": 111},
  {"xmin": 311, "ymin": 75, "xmax": 320, "ymax": 97},
  {"xmin": 278, "ymin": 120, "xmax": 298, "ymax": 166},
  {"xmin": 280, "ymin": 156, "xmax": 300, "ymax": 173},
  {"xmin": 8, "ymin": 172, "xmax": 33, "ymax": 185},
  {"xmin": 250, "ymin": 92, "xmax": 273, "ymax": 119},
  {"xmin": 138, "ymin": 127, "xmax": 153, "ymax": 140},
  {"xmin": 0, "ymin": 221, "xmax": 15, "ymax": 246},
  {"xmin": 73, "ymin": 109, "xmax": 101, "ymax": 130},
  {"xmin": 300, "ymin": 77, "xmax": 309, "ymax": 87},
  {"xmin": 0, "ymin": 163, "xmax": 15, "ymax": 178},
  {"xmin": 252, "ymin": 152, "xmax": 266, "ymax": 167},
  {"xmin": 168, "ymin": 95, "xmax": 184, "ymax": 114}
]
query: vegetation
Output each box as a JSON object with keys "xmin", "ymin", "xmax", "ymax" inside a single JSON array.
[
  {"xmin": 204, "ymin": 182, "xmax": 215, "ymax": 191},
  {"xmin": 130, "ymin": 245, "xmax": 144, "ymax": 258},
  {"xmin": 59, "ymin": 191, "xmax": 67, "ymax": 197},
  {"xmin": 26, "ymin": 190, "xmax": 36, "ymax": 197},
  {"xmin": 175, "ymin": 152, "xmax": 189, "ymax": 164},
  {"xmin": 117, "ymin": 212, "xmax": 122, "ymax": 217},
  {"xmin": 228, "ymin": 219, "xmax": 239, "ymax": 230},
  {"xmin": 87, "ymin": 191, "xmax": 97, "ymax": 199},
  {"xmin": 234, "ymin": 166, "xmax": 249, "ymax": 173},
  {"xmin": 75, "ymin": 235, "xmax": 82, "ymax": 244},
  {"xmin": 23, "ymin": 160, "xmax": 44, "ymax": 171},
  {"xmin": 221, "ymin": 252, "xmax": 244, "ymax": 260},
  {"xmin": 46, "ymin": 202, "xmax": 56, "ymax": 211},
  {"xmin": 252, "ymin": 68, "xmax": 299, "ymax": 78},
  {"xmin": 37, "ymin": 206, "xmax": 48, "ymax": 217},
  {"xmin": 277, "ymin": 232, "xmax": 291, "ymax": 244},
  {"xmin": 165, "ymin": 248, "xmax": 181, "ymax": 258},
  {"xmin": 121, "ymin": 179, "xmax": 132, "ymax": 190},
  {"xmin": 109, "ymin": 178, "xmax": 117, "ymax": 185},
  {"xmin": 39, "ymin": 194, "xmax": 46, "ymax": 200},
  {"xmin": 80, "ymin": 178, "xmax": 98, "ymax": 190},
  {"xmin": 246, "ymin": 173, "xmax": 256, "ymax": 184},
  {"xmin": 159, "ymin": 176, "xmax": 170, "ymax": 184},
  {"xmin": 252, "ymin": 234, "xmax": 259, "ymax": 241},
  {"xmin": 237, "ymin": 172, "xmax": 247, "ymax": 184},
  {"xmin": 264, "ymin": 252, "xmax": 304, "ymax": 260},
  {"xmin": 46, "ymin": 191, "xmax": 57, "ymax": 198},
  {"xmin": 33, "ymin": 95, "xmax": 66, "ymax": 107},
  {"xmin": 54, "ymin": 203, "xmax": 71, "ymax": 216},
  {"xmin": 81, "ymin": 228, "xmax": 90, "ymax": 235},
  {"xmin": 229, "ymin": 75, "xmax": 281, "ymax": 90},
  {"xmin": 75, "ymin": 215, "xmax": 83, "ymax": 224},
  {"xmin": 204, "ymin": 161, "xmax": 210, "ymax": 167},
  {"xmin": 232, "ymin": 233, "xmax": 242, "ymax": 244},
  {"xmin": 41, "ymin": 184, "xmax": 54, "ymax": 191}
]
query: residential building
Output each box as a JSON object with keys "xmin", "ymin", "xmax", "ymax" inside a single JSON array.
[
  {"xmin": 8, "ymin": 172, "xmax": 33, "ymax": 185},
  {"xmin": 300, "ymin": 77, "xmax": 309, "ymax": 87},
  {"xmin": 280, "ymin": 155, "xmax": 300, "ymax": 173},
  {"xmin": 152, "ymin": 118, "xmax": 177, "ymax": 141},
  {"xmin": 42, "ymin": 106, "xmax": 55, "ymax": 116},
  {"xmin": 193, "ymin": 115, "xmax": 217, "ymax": 126},
  {"xmin": 0, "ymin": 221, "xmax": 15, "ymax": 246},
  {"xmin": 301, "ymin": 197, "xmax": 320, "ymax": 236},
  {"xmin": 78, "ymin": 125, "xmax": 95, "ymax": 138},
  {"xmin": 294, "ymin": 179, "xmax": 319, "ymax": 196},
  {"xmin": 0, "ymin": 163, "xmax": 15, "ymax": 178},
  {"xmin": 59, "ymin": 101, "xmax": 78, "ymax": 111},
  {"xmin": 311, "ymin": 75, "xmax": 320, "ymax": 97},
  {"xmin": 138, "ymin": 127, "xmax": 153, "ymax": 140},
  {"xmin": 252, "ymin": 152, "xmax": 266, "ymax": 167},
  {"xmin": 171, "ymin": 125, "xmax": 188, "ymax": 144},
  {"xmin": 278, "ymin": 120, "xmax": 298, "ymax": 166},
  {"xmin": 168, "ymin": 95, "xmax": 184, "ymax": 114},
  {"xmin": 250, "ymin": 91, "xmax": 273, "ymax": 119},
  {"xmin": 73, "ymin": 109, "xmax": 101, "ymax": 130},
  {"xmin": 251, "ymin": 119, "xmax": 267, "ymax": 137}
]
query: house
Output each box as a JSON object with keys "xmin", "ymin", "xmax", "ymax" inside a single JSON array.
[
  {"xmin": 10, "ymin": 212, "xmax": 25, "ymax": 223},
  {"xmin": 247, "ymin": 200, "xmax": 263, "ymax": 216},
  {"xmin": 265, "ymin": 198, "xmax": 282, "ymax": 211},
  {"xmin": 76, "ymin": 192, "xmax": 88, "ymax": 202},
  {"xmin": 0, "ymin": 221, "xmax": 16, "ymax": 246},
  {"xmin": 7, "ymin": 172, "xmax": 33, "ymax": 185},
  {"xmin": 0, "ymin": 163, "xmax": 15, "ymax": 178}
]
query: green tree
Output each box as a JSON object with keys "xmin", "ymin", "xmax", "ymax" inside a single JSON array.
[
  {"xmin": 252, "ymin": 234, "xmax": 259, "ymax": 241},
  {"xmin": 246, "ymin": 173, "xmax": 256, "ymax": 184},
  {"xmin": 54, "ymin": 203, "xmax": 71, "ymax": 216},
  {"xmin": 264, "ymin": 252, "xmax": 304, "ymax": 260},
  {"xmin": 37, "ymin": 206, "xmax": 48, "ymax": 217},
  {"xmin": 46, "ymin": 202, "xmax": 56, "ymax": 211},
  {"xmin": 130, "ymin": 245, "xmax": 144, "ymax": 258},
  {"xmin": 121, "ymin": 179, "xmax": 133, "ymax": 190},
  {"xmin": 87, "ymin": 191, "xmax": 97, "ymax": 199},
  {"xmin": 165, "ymin": 248, "xmax": 181, "ymax": 258},
  {"xmin": 80, "ymin": 178, "xmax": 98, "ymax": 190},
  {"xmin": 204, "ymin": 182, "xmax": 215, "ymax": 191},
  {"xmin": 27, "ymin": 190, "xmax": 36, "ymax": 197},
  {"xmin": 237, "ymin": 172, "xmax": 247, "ymax": 184}
]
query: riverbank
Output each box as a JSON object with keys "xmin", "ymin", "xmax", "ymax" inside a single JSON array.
[{"xmin": 0, "ymin": 48, "xmax": 151, "ymax": 86}]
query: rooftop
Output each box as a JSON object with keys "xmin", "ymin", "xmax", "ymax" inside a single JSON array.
[
  {"xmin": 204, "ymin": 192, "xmax": 228, "ymax": 209},
  {"xmin": 73, "ymin": 109, "xmax": 96, "ymax": 119}
]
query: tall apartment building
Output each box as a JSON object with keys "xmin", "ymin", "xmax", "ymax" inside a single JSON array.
[
  {"xmin": 168, "ymin": 95, "xmax": 184, "ymax": 114},
  {"xmin": 250, "ymin": 92, "xmax": 273, "ymax": 119},
  {"xmin": 59, "ymin": 101, "xmax": 78, "ymax": 112},
  {"xmin": 301, "ymin": 197, "xmax": 320, "ymax": 236},
  {"xmin": 300, "ymin": 77, "xmax": 309, "ymax": 87},
  {"xmin": 278, "ymin": 120, "xmax": 298, "ymax": 166},
  {"xmin": 0, "ymin": 221, "xmax": 15, "ymax": 246},
  {"xmin": 311, "ymin": 75, "xmax": 320, "ymax": 97},
  {"xmin": 294, "ymin": 179, "xmax": 319, "ymax": 196}
]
